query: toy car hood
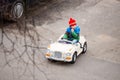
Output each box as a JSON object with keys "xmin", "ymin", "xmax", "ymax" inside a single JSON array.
[{"xmin": 48, "ymin": 42, "xmax": 73, "ymax": 53}]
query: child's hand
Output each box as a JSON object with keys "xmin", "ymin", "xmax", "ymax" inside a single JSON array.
[{"xmin": 71, "ymin": 29, "xmax": 74, "ymax": 32}]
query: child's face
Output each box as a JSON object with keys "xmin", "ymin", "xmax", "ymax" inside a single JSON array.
[{"xmin": 70, "ymin": 25, "xmax": 76, "ymax": 29}]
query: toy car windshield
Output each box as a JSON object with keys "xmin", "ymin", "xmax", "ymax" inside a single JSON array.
[{"xmin": 58, "ymin": 39, "xmax": 72, "ymax": 44}]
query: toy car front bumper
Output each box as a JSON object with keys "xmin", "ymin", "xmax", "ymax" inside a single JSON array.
[{"xmin": 45, "ymin": 54, "xmax": 72, "ymax": 62}]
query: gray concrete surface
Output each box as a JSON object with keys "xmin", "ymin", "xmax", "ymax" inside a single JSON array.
[{"xmin": 0, "ymin": 0, "xmax": 120, "ymax": 80}]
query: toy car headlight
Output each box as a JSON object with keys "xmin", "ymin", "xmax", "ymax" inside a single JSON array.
[
  {"xmin": 46, "ymin": 49, "xmax": 50, "ymax": 53},
  {"xmin": 65, "ymin": 53, "xmax": 72, "ymax": 56},
  {"xmin": 46, "ymin": 49, "xmax": 53, "ymax": 54},
  {"xmin": 45, "ymin": 49, "xmax": 53, "ymax": 57}
]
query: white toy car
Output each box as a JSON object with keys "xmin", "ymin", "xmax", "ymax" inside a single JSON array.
[{"xmin": 45, "ymin": 35, "xmax": 87, "ymax": 64}]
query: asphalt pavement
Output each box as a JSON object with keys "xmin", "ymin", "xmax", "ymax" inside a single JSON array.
[{"xmin": 0, "ymin": 0, "xmax": 120, "ymax": 80}]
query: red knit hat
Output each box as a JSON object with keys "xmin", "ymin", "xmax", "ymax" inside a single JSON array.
[{"xmin": 69, "ymin": 18, "xmax": 76, "ymax": 26}]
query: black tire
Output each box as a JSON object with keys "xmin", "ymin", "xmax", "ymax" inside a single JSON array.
[
  {"xmin": 70, "ymin": 53, "xmax": 77, "ymax": 64},
  {"xmin": 48, "ymin": 59, "xmax": 52, "ymax": 61},
  {"xmin": 82, "ymin": 42, "xmax": 87, "ymax": 54},
  {"xmin": 48, "ymin": 59, "xmax": 57, "ymax": 62}
]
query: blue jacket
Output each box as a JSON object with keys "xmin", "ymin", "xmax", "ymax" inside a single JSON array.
[
  {"xmin": 66, "ymin": 26, "xmax": 80, "ymax": 34},
  {"xmin": 63, "ymin": 26, "xmax": 80, "ymax": 41}
]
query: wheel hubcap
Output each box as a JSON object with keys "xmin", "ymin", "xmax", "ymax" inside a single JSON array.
[{"xmin": 13, "ymin": 3, "xmax": 23, "ymax": 18}]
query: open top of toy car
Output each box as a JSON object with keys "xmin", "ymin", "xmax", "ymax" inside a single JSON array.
[{"xmin": 57, "ymin": 34, "xmax": 86, "ymax": 46}]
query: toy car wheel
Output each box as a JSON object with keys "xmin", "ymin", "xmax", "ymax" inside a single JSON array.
[
  {"xmin": 48, "ymin": 59, "xmax": 52, "ymax": 61},
  {"xmin": 48, "ymin": 59, "xmax": 57, "ymax": 62},
  {"xmin": 82, "ymin": 42, "xmax": 87, "ymax": 54},
  {"xmin": 71, "ymin": 53, "xmax": 77, "ymax": 64}
]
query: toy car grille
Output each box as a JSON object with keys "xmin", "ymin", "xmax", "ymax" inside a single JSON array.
[{"xmin": 54, "ymin": 51, "xmax": 62, "ymax": 58}]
